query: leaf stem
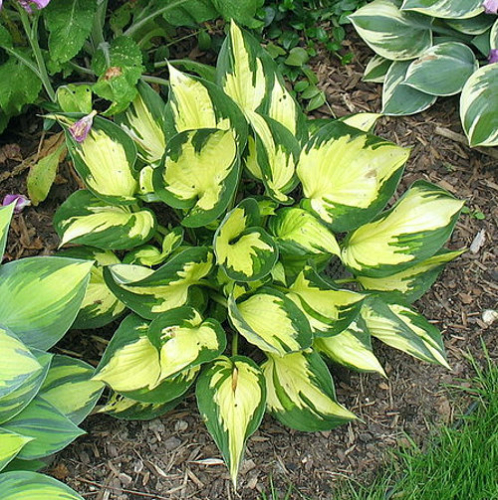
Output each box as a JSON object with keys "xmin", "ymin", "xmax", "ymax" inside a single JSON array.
[
  {"xmin": 232, "ymin": 332, "xmax": 239, "ymax": 357},
  {"xmin": 141, "ymin": 75, "xmax": 170, "ymax": 87}
]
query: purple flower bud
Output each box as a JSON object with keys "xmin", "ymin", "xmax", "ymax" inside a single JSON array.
[
  {"xmin": 483, "ymin": 0, "xmax": 498, "ymax": 14},
  {"xmin": 68, "ymin": 110, "xmax": 97, "ymax": 143},
  {"xmin": 489, "ymin": 49, "xmax": 498, "ymax": 64},
  {"xmin": 2, "ymin": 194, "xmax": 31, "ymax": 214},
  {"xmin": 18, "ymin": 0, "xmax": 51, "ymax": 13}
]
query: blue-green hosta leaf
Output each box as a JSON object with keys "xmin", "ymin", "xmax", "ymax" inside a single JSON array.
[
  {"xmin": 361, "ymin": 297, "xmax": 449, "ymax": 368},
  {"xmin": 460, "ymin": 64, "xmax": 498, "ymax": 147},
  {"xmin": 2, "ymin": 397, "xmax": 85, "ymax": 460},
  {"xmin": 404, "ymin": 43, "xmax": 478, "ymax": 96},
  {"xmin": 103, "ymin": 247, "xmax": 214, "ymax": 319},
  {"xmin": 0, "ymin": 203, "xmax": 14, "ymax": 261},
  {"xmin": 342, "ymin": 181, "xmax": 463, "ymax": 278},
  {"xmin": 269, "ymin": 208, "xmax": 340, "ymax": 260},
  {"xmin": 0, "ymin": 257, "xmax": 92, "ymax": 350},
  {"xmin": 62, "ymin": 116, "xmax": 139, "ymax": 205},
  {"xmin": 117, "ymin": 81, "xmax": 166, "ymax": 165},
  {"xmin": 214, "ymin": 199, "xmax": 278, "ymax": 282},
  {"xmin": 357, "ymin": 249, "xmax": 463, "ymax": 302},
  {"xmin": 444, "ymin": 14, "xmax": 495, "ymax": 35},
  {"xmin": 349, "ymin": 0, "xmax": 433, "ymax": 61},
  {"xmin": 340, "ymin": 113, "xmax": 383, "ymax": 132},
  {"xmin": 0, "ymin": 429, "xmax": 33, "ymax": 472},
  {"xmin": 491, "ymin": 19, "xmax": 498, "ymax": 49},
  {"xmin": 401, "ymin": 0, "xmax": 483, "ymax": 19},
  {"xmin": 54, "ymin": 190, "xmax": 156, "ymax": 250},
  {"xmin": 228, "ymin": 288, "xmax": 312, "ymax": 356},
  {"xmin": 154, "ymin": 128, "xmax": 240, "ymax": 228},
  {"xmin": 298, "ymin": 121, "xmax": 409, "ymax": 231},
  {"xmin": 286, "ymin": 268, "xmax": 364, "ymax": 338},
  {"xmin": 363, "ymin": 55, "xmax": 393, "ymax": 83},
  {"xmin": 262, "ymin": 350, "xmax": 355, "ymax": 431},
  {"xmin": 39, "ymin": 355, "xmax": 104, "ymax": 425},
  {"xmin": 382, "ymin": 61, "xmax": 438, "ymax": 115},
  {"xmin": 1, "ymin": 457, "xmax": 46, "ymax": 473},
  {"xmin": 0, "ymin": 471, "xmax": 84, "ymax": 500},
  {"xmin": 315, "ymin": 318, "xmax": 386, "ymax": 376},
  {"xmin": 196, "ymin": 356, "xmax": 266, "ymax": 486}
]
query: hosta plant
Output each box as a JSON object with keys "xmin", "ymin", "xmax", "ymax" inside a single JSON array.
[
  {"xmin": 52, "ymin": 22, "xmax": 464, "ymax": 486},
  {"xmin": 349, "ymin": 0, "xmax": 498, "ymax": 147},
  {"xmin": 0, "ymin": 202, "xmax": 104, "ymax": 498}
]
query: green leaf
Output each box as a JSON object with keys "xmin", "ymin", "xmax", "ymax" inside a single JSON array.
[
  {"xmin": 44, "ymin": 0, "xmax": 98, "ymax": 64},
  {"xmin": 262, "ymin": 350, "xmax": 355, "ymax": 431},
  {"xmin": 196, "ymin": 356, "xmax": 266, "ymax": 486},
  {"xmin": 444, "ymin": 14, "xmax": 495, "ymax": 35},
  {"xmin": 401, "ymin": 0, "xmax": 484, "ymax": 19},
  {"xmin": 0, "ymin": 257, "xmax": 92, "ymax": 350},
  {"xmin": 339, "ymin": 113, "xmax": 383, "ymax": 132},
  {"xmin": 0, "ymin": 429, "xmax": 33, "ymax": 472},
  {"xmin": 56, "ymin": 84, "xmax": 93, "ymax": 113},
  {"xmin": 363, "ymin": 55, "xmax": 393, "ymax": 83},
  {"xmin": 285, "ymin": 47, "xmax": 310, "ymax": 67},
  {"xmin": 212, "ymin": 0, "xmax": 265, "ymax": 28},
  {"xmin": 54, "ymin": 190, "xmax": 156, "ymax": 250},
  {"xmin": 162, "ymin": 0, "xmax": 218, "ymax": 26},
  {"xmin": 0, "ymin": 203, "xmax": 15, "ymax": 261}
]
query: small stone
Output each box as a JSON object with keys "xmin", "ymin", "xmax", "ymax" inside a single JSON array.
[
  {"xmin": 163, "ymin": 436, "xmax": 181, "ymax": 451},
  {"xmin": 174, "ymin": 420, "xmax": 188, "ymax": 432},
  {"xmin": 482, "ymin": 309, "xmax": 498, "ymax": 325},
  {"xmin": 118, "ymin": 473, "xmax": 133, "ymax": 487}
]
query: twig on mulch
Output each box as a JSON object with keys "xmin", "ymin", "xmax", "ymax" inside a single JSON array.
[
  {"xmin": 75, "ymin": 477, "xmax": 172, "ymax": 500},
  {"xmin": 434, "ymin": 127, "xmax": 498, "ymax": 161}
]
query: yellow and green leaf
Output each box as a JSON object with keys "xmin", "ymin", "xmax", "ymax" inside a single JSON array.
[
  {"xmin": 0, "ymin": 429, "xmax": 33, "ymax": 472},
  {"xmin": 0, "ymin": 202, "xmax": 14, "ymax": 261},
  {"xmin": 340, "ymin": 112, "xmax": 383, "ymax": 132}
]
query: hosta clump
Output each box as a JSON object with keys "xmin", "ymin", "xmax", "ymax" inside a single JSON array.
[
  {"xmin": 53, "ymin": 22, "xmax": 464, "ymax": 486},
  {"xmin": 0, "ymin": 203, "xmax": 104, "ymax": 498},
  {"xmin": 349, "ymin": 0, "xmax": 498, "ymax": 147}
]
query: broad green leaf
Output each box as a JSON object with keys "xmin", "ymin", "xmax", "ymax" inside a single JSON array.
[
  {"xmin": 0, "ymin": 203, "xmax": 14, "ymax": 262},
  {"xmin": 401, "ymin": 0, "xmax": 483, "ymax": 19},
  {"xmin": 154, "ymin": 128, "xmax": 240, "ymax": 227},
  {"xmin": 39, "ymin": 355, "xmax": 104, "ymax": 425},
  {"xmin": 382, "ymin": 61, "xmax": 437, "ymax": 116},
  {"xmin": 404, "ymin": 43, "xmax": 478, "ymax": 96},
  {"xmin": 357, "ymin": 249, "xmax": 463, "ymax": 302},
  {"xmin": 0, "ymin": 257, "xmax": 92, "ymax": 350},
  {"xmin": 491, "ymin": 19, "xmax": 498, "ymax": 49},
  {"xmin": 0, "ymin": 429, "xmax": 33, "ymax": 472},
  {"xmin": 162, "ymin": 0, "xmax": 218, "ymax": 26},
  {"xmin": 103, "ymin": 247, "xmax": 213, "ymax": 319},
  {"xmin": 349, "ymin": 0, "xmax": 433, "ymax": 61},
  {"xmin": 62, "ymin": 115, "xmax": 139, "ymax": 204},
  {"xmin": 214, "ymin": 199, "xmax": 278, "ymax": 282},
  {"xmin": 196, "ymin": 356, "xmax": 266, "ymax": 486},
  {"xmin": 444, "ymin": 15, "xmax": 495, "ymax": 35},
  {"xmin": 45, "ymin": 0, "xmax": 98, "ymax": 64},
  {"xmin": 460, "ymin": 64, "xmax": 498, "ymax": 147},
  {"xmin": 315, "ymin": 318, "xmax": 386, "ymax": 376},
  {"xmin": 228, "ymin": 288, "xmax": 312, "ymax": 356},
  {"xmin": 56, "ymin": 84, "xmax": 93, "ymax": 113},
  {"xmin": 363, "ymin": 55, "xmax": 393, "ymax": 83},
  {"xmin": 0, "ymin": 471, "xmax": 84, "ymax": 500},
  {"xmin": 342, "ymin": 181, "xmax": 464, "ymax": 278},
  {"xmin": 298, "ymin": 121, "xmax": 409, "ymax": 231},
  {"xmin": 340, "ymin": 113, "xmax": 383, "ymax": 132},
  {"xmin": 212, "ymin": 0, "xmax": 264, "ymax": 28},
  {"xmin": 54, "ymin": 190, "xmax": 156, "ymax": 250},
  {"xmin": 262, "ymin": 350, "xmax": 355, "ymax": 431},
  {"xmin": 2, "ymin": 397, "xmax": 85, "ymax": 460},
  {"xmin": 1, "ymin": 458, "xmax": 46, "ymax": 473},
  {"xmin": 361, "ymin": 297, "xmax": 450, "ymax": 368}
]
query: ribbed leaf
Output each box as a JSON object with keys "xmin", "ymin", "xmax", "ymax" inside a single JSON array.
[
  {"xmin": 262, "ymin": 350, "xmax": 355, "ymax": 431},
  {"xmin": 196, "ymin": 356, "xmax": 266, "ymax": 486},
  {"xmin": 0, "ymin": 429, "xmax": 33, "ymax": 472},
  {"xmin": 401, "ymin": 0, "xmax": 483, "ymax": 19},
  {"xmin": 0, "ymin": 203, "xmax": 14, "ymax": 261}
]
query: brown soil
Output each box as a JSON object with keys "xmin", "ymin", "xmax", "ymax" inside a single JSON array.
[{"xmin": 1, "ymin": 29, "xmax": 497, "ymax": 500}]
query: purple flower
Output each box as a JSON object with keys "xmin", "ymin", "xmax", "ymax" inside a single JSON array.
[
  {"xmin": 18, "ymin": 0, "xmax": 51, "ymax": 13},
  {"xmin": 483, "ymin": 0, "xmax": 498, "ymax": 14},
  {"xmin": 68, "ymin": 110, "xmax": 97, "ymax": 143},
  {"xmin": 489, "ymin": 49, "xmax": 498, "ymax": 64},
  {"xmin": 2, "ymin": 194, "xmax": 31, "ymax": 214}
]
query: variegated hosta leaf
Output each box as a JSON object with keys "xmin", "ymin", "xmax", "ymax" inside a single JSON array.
[
  {"xmin": 0, "ymin": 350, "xmax": 51, "ymax": 425},
  {"xmin": 0, "ymin": 471, "xmax": 84, "ymax": 500},
  {"xmin": 0, "ymin": 203, "xmax": 14, "ymax": 262},
  {"xmin": 117, "ymin": 81, "xmax": 166, "ymax": 165},
  {"xmin": 262, "ymin": 350, "xmax": 355, "ymax": 431},
  {"xmin": 342, "ymin": 180, "xmax": 464, "ymax": 278},
  {"xmin": 196, "ymin": 356, "xmax": 266, "ymax": 486},
  {"xmin": 59, "ymin": 247, "xmax": 126, "ymax": 329},
  {"xmin": 382, "ymin": 61, "xmax": 437, "ymax": 116},
  {"xmin": 287, "ymin": 268, "xmax": 364, "ymax": 337},
  {"xmin": 315, "ymin": 318, "xmax": 386, "ymax": 376},
  {"xmin": 1, "ymin": 458, "xmax": 46, "ymax": 473},
  {"xmin": 214, "ymin": 198, "xmax": 278, "ymax": 282},
  {"xmin": 0, "ymin": 257, "xmax": 92, "ymax": 350},
  {"xmin": 349, "ymin": 0, "xmax": 433, "ymax": 61},
  {"xmin": 404, "ymin": 43, "xmax": 478, "ymax": 96},
  {"xmin": 269, "ymin": 207, "xmax": 340, "ymax": 259},
  {"xmin": 339, "ymin": 113, "xmax": 383, "ymax": 132},
  {"xmin": 38, "ymin": 355, "xmax": 104, "ymax": 425},
  {"xmin": 401, "ymin": 0, "xmax": 484, "ymax": 19},
  {"xmin": 0, "ymin": 429, "xmax": 33, "ymax": 472},
  {"xmin": 103, "ymin": 247, "xmax": 213, "ymax": 319},
  {"xmin": 62, "ymin": 115, "xmax": 139, "ymax": 205},
  {"xmin": 491, "ymin": 19, "xmax": 498, "ymax": 49},
  {"xmin": 2, "ymin": 396, "xmax": 85, "ymax": 460},
  {"xmin": 444, "ymin": 14, "xmax": 495, "ymax": 35},
  {"xmin": 154, "ymin": 128, "xmax": 240, "ymax": 227},
  {"xmin": 363, "ymin": 55, "xmax": 393, "ymax": 83},
  {"xmin": 298, "ymin": 121, "xmax": 409, "ymax": 231},
  {"xmin": 54, "ymin": 190, "xmax": 156, "ymax": 251},
  {"xmin": 228, "ymin": 287, "xmax": 312, "ymax": 356},
  {"xmin": 361, "ymin": 297, "xmax": 449, "ymax": 368},
  {"xmin": 357, "ymin": 249, "xmax": 463, "ymax": 302},
  {"xmin": 460, "ymin": 64, "xmax": 498, "ymax": 147}
]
